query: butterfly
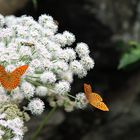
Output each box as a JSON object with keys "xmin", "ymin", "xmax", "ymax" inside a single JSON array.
[
  {"xmin": 0, "ymin": 65, "xmax": 28, "ymax": 91},
  {"xmin": 84, "ymin": 83, "xmax": 109, "ymax": 111}
]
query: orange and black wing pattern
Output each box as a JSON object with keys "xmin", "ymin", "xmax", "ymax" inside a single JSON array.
[
  {"xmin": 0, "ymin": 65, "xmax": 28, "ymax": 91},
  {"xmin": 84, "ymin": 83, "xmax": 109, "ymax": 111}
]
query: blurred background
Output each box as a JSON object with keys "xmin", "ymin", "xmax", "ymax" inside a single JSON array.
[{"xmin": 1, "ymin": 0, "xmax": 140, "ymax": 140}]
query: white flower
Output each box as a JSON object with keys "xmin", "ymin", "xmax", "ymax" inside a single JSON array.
[
  {"xmin": 63, "ymin": 31, "xmax": 75, "ymax": 45},
  {"xmin": 54, "ymin": 49, "xmax": 69, "ymax": 62},
  {"xmin": 64, "ymin": 105, "xmax": 74, "ymax": 112},
  {"xmin": 64, "ymin": 99, "xmax": 75, "ymax": 112},
  {"xmin": 52, "ymin": 60, "xmax": 68, "ymax": 74},
  {"xmin": 28, "ymin": 98, "xmax": 45, "ymax": 115},
  {"xmin": 0, "ymin": 14, "xmax": 4, "ymax": 28},
  {"xmin": 0, "ymin": 113, "xmax": 6, "ymax": 119},
  {"xmin": 46, "ymin": 41, "xmax": 61, "ymax": 52},
  {"xmin": 21, "ymin": 81, "xmax": 35, "ymax": 98},
  {"xmin": 5, "ymin": 15, "xmax": 17, "ymax": 26},
  {"xmin": 64, "ymin": 48, "xmax": 76, "ymax": 61},
  {"xmin": 0, "ymin": 120, "xmax": 7, "ymax": 127},
  {"xmin": 77, "ymin": 67, "xmax": 87, "ymax": 78},
  {"xmin": 0, "ymin": 13, "xmax": 95, "ymax": 140},
  {"xmin": 49, "ymin": 100, "xmax": 57, "ymax": 107},
  {"xmin": 25, "ymin": 66, "xmax": 35, "ymax": 75},
  {"xmin": 54, "ymin": 81, "xmax": 70, "ymax": 95},
  {"xmin": 40, "ymin": 71, "xmax": 56, "ymax": 84},
  {"xmin": 75, "ymin": 93, "xmax": 88, "ymax": 109},
  {"xmin": 38, "ymin": 14, "xmax": 58, "ymax": 33},
  {"xmin": 11, "ymin": 136, "xmax": 23, "ymax": 140},
  {"xmin": 19, "ymin": 46, "xmax": 32, "ymax": 57},
  {"xmin": 59, "ymin": 71, "xmax": 73, "ymax": 83},
  {"xmin": 75, "ymin": 43, "xmax": 89, "ymax": 57},
  {"xmin": 36, "ymin": 86, "xmax": 48, "ymax": 97},
  {"xmin": 80, "ymin": 56, "xmax": 95, "ymax": 70},
  {"xmin": 0, "ymin": 89, "xmax": 10, "ymax": 103},
  {"xmin": 7, "ymin": 117, "xmax": 24, "ymax": 136},
  {"xmin": 38, "ymin": 14, "xmax": 53, "ymax": 23},
  {"xmin": 5, "ymin": 64, "xmax": 16, "ymax": 72},
  {"xmin": 53, "ymin": 33, "xmax": 67, "ymax": 47},
  {"xmin": 30, "ymin": 59, "xmax": 42, "ymax": 69},
  {"xmin": 0, "ymin": 129, "xmax": 4, "ymax": 139},
  {"xmin": 11, "ymin": 87, "xmax": 24, "ymax": 103},
  {"xmin": 70, "ymin": 60, "xmax": 84, "ymax": 74},
  {"xmin": 0, "ymin": 87, "xmax": 6, "ymax": 95}
]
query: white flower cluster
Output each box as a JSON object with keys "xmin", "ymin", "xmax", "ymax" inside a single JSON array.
[
  {"xmin": 0, "ymin": 13, "xmax": 95, "ymax": 119},
  {"xmin": 0, "ymin": 115, "xmax": 24, "ymax": 140}
]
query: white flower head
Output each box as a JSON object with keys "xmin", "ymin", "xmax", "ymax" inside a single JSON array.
[
  {"xmin": 0, "ymin": 14, "xmax": 5, "ymax": 27},
  {"xmin": 46, "ymin": 41, "xmax": 61, "ymax": 52},
  {"xmin": 19, "ymin": 46, "xmax": 32, "ymax": 57},
  {"xmin": 40, "ymin": 71, "xmax": 56, "ymax": 84},
  {"xmin": 38, "ymin": 14, "xmax": 58, "ymax": 33},
  {"xmin": 0, "ymin": 88, "xmax": 10, "ymax": 103},
  {"xmin": 30, "ymin": 59, "xmax": 42, "ymax": 69},
  {"xmin": 0, "ymin": 129, "xmax": 4, "ymax": 139},
  {"xmin": 77, "ymin": 67, "xmax": 87, "ymax": 78},
  {"xmin": 52, "ymin": 60, "xmax": 68, "ymax": 74},
  {"xmin": 0, "ymin": 87, "xmax": 6, "ymax": 95},
  {"xmin": 21, "ymin": 81, "xmax": 35, "ymax": 99},
  {"xmin": 70, "ymin": 60, "xmax": 83, "ymax": 74},
  {"xmin": 59, "ymin": 71, "xmax": 73, "ymax": 83},
  {"xmin": 63, "ymin": 31, "xmax": 75, "ymax": 45},
  {"xmin": 75, "ymin": 93, "xmax": 88, "ymax": 109},
  {"xmin": 36, "ymin": 86, "xmax": 48, "ymax": 97},
  {"xmin": 80, "ymin": 56, "xmax": 95, "ymax": 70},
  {"xmin": 64, "ymin": 48, "xmax": 76, "ymax": 61},
  {"xmin": 5, "ymin": 64, "xmax": 16, "ymax": 72},
  {"xmin": 11, "ymin": 136, "xmax": 23, "ymax": 140},
  {"xmin": 53, "ymin": 33, "xmax": 67, "ymax": 47},
  {"xmin": 28, "ymin": 98, "xmax": 45, "ymax": 115},
  {"xmin": 54, "ymin": 81, "xmax": 70, "ymax": 95},
  {"xmin": 11, "ymin": 87, "xmax": 24, "ymax": 103},
  {"xmin": 0, "ymin": 113, "xmax": 6, "ymax": 119},
  {"xmin": 75, "ymin": 43, "xmax": 89, "ymax": 57},
  {"xmin": 7, "ymin": 117, "xmax": 24, "ymax": 136},
  {"xmin": 54, "ymin": 49, "xmax": 69, "ymax": 62}
]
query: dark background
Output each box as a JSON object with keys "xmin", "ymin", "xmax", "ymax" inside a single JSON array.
[{"xmin": 2, "ymin": 0, "xmax": 140, "ymax": 140}]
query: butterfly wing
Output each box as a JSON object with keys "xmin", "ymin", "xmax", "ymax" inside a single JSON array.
[
  {"xmin": 0, "ymin": 65, "xmax": 28, "ymax": 91},
  {"xmin": 88, "ymin": 93, "xmax": 109, "ymax": 111},
  {"xmin": 90, "ymin": 101, "xmax": 109, "ymax": 111},
  {"xmin": 91, "ymin": 92, "xmax": 103, "ymax": 102},
  {"xmin": 12, "ymin": 65, "xmax": 28, "ymax": 77},
  {"xmin": 84, "ymin": 83, "xmax": 92, "ymax": 99},
  {"xmin": 8, "ymin": 65, "xmax": 29, "ymax": 90},
  {"xmin": 0, "ymin": 73, "xmax": 20, "ymax": 91},
  {"xmin": 0, "ymin": 65, "xmax": 6, "ymax": 76}
]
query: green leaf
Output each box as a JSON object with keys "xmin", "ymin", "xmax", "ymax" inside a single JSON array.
[
  {"xmin": 118, "ymin": 45, "xmax": 140, "ymax": 69},
  {"xmin": 32, "ymin": 0, "xmax": 38, "ymax": 9}
]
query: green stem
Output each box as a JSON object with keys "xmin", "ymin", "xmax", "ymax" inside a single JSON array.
[
  {"xmin": 26, "ymin": 78, "xmax": 42, "ymax": 86},
  {"xmin": 67, "ymin": 94, "xmax": 76, "ymax": 99},
  {"xmin": 31, "ymin": 106, "xmax": 57, "ymax": 140}
]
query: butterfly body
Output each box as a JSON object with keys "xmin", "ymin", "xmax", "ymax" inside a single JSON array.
[
  {"xmin": 84, "ymin": 84, "xmax": 109, "ymax": 111},
  {"xmin": 0, "ymin": 65, "xmax": 28, "ymax": 91}
]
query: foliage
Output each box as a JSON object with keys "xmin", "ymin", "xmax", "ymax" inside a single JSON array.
[
  {"xmin": 118, "ymin": 41, "xmax": 140, "ymax": 69},
  {"xmin": 32, "ymin": 0, "xmax": 38, "ymax": 8}
]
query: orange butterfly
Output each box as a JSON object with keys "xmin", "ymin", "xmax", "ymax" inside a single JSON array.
[
  {"xmin": 84, "ymin": 83, "xmax": 109, "ymax": 111},
  {"xmin": 0, "ymin": 65, "xmax": 28, "ymax": 91}
]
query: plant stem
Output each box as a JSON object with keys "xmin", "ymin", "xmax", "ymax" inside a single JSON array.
[
  {"xmin": 31, "ymin": 106, "xmax": 57, "ymax": 140},
  {"xmin": 67, "ymin": 94, "xmax": 76, "ymax": 99}
]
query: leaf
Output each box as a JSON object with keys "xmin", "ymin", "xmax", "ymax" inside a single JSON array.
[
  {"xmin": 32, "ymin": 0, "xmax": 38, "ymax": 9},
  {"xmin": 118, "ymin": 45, "xmax": 140, "ymax": 69}
]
